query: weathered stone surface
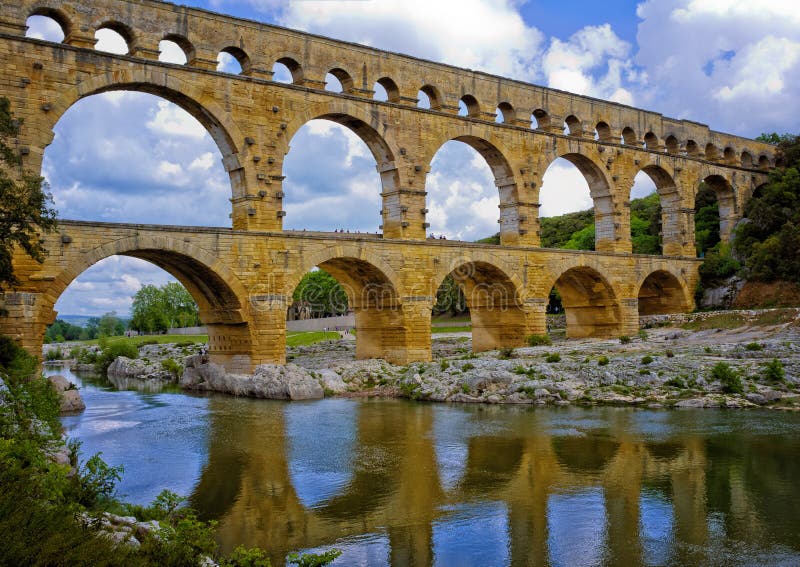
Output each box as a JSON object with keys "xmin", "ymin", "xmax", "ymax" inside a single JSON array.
[
  {"xmin": 316, "ymin": 369, "xmax": 348, "ymax": 394},
  {"xmin": 47, "ymin": 374, "xmax": 71, "ymax": 392},
  {"xmin": 1, "ymin": 0, "xmax": 778, "ymax": 373},
  {"xmin": 47, "ymin": 374, "xmax": 85, "ymax": 412}
]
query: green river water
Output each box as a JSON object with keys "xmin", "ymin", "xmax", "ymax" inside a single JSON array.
[{"xmin": 50, "ymin": 364, "xmax": 800, "ymax": 566}]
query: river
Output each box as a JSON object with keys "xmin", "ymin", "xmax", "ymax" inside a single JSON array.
[{"xmin": 50, "ymin": 364, "xmax": 800, "ymax": 566}]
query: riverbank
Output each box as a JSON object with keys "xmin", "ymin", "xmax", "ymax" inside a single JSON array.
[{"xmin": 57, "ymin": 308, "xmax": 800, "ymax": 410}]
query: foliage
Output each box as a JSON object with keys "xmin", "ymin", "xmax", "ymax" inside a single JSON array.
[
  {"xmin": 763, "ymin": 359, "xmax": 785, "ymax": 383},
  {"xmin": 695, "ymin": 183, "xmax": 721, "ymax": 257},
  {"xmin": 131, "ymin": 283, "xmax": 200, "ymax": 333},
  {"xmin": 95, "ymin": 341, "xmax": 139, "ymax": 375},
  {"xmin": 220, "ymin": 546, "xmax": 272, "ymax": 567},
  {"xmin": 497, "ymin": 347, "xmax": 515, "ymax": 359},
  {"xmin": 698, "ymin": 243, "xmax": 740, "ymax": 286},
  {"xmin": 161, "ymin": 358, "xmax": 184, "ymax": 378},
  {"xmin": 745, "ymin": 342, "xmax": 763, "ymax": 351},
  {"xmin": 0, "ymin": 97, "xmax": 58, "ymax": 290},
  {"xmin": 526, "ymin": 334, "xmax": 552, "ymax": 346},
  {"xmin": 287, "ymin": 549, "xmax": 342, "ymax": 567},
  {"xmin": 619, "ymin": 336, "xmax": 631, "ymax": 344},
  {"xmin": 540, "ymin": 208, "xmax": 595, "ymax": 249},
  {"xmin": 433, "ymin": 274, "xmax": 468, "ymax": 316},
  {"xmin": 45, "ymin": 347, "xmax": 63, "ymax": 361},
  {"xmin": 545, "ymin": 352, "xmax": 561, "ymax": 363},
  {"xmin": 598, "ymin": 356, "xmax": 609, "ymax": 366},
  {"xmin": 45, "ymin": 319, "xmax": 87, "ymax": 342},
  {"xmin": 474, "ymin": 233, "xmax": 500, "ymax": 245},
  {"xmin": 641, "ymin": 355, "xmax": 654, "ymax": 365},
  {"xmin": 292, "ymin": 269, "xmax": 348, "ymax": 318},
  {"xmin": 630, "ymin": 193, "xmax": 662, "ymax": 255},
  {"xmin": 710, "ymin": 362, "xmax": 743, "ymax": 394}
]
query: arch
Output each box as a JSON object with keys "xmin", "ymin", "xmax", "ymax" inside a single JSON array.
[
  {"xmin": 419, "ymin": 84, "xmax": 443, "ymax": 111},
  {"xmin": 459, "ymin": 94, "xmax": 480, "ymax": 118},
  {"xmin": 532, "ymin": 108, "xmax": 550, "ymax": 130},
  {"xmin": 637, "ymin": 270, "xmax": 691, "ymax": 315},
  {"xmin": 697, "ymin": 174, "xmax": 737, "ymax": 245},
  {"xmin": 758, "ymin": 155, "xmax": 771, "ymax": 170},
  {"xmin": 621, "ymin": 127, "xmax": 637, "ymax": 145},
  {"xmin": 374, "ymin": 77, "xmax": 400, "ymax": 103},
  {"xmin": 93, "ymin": 20, "xmax": 135, "ymax": 55},
  {"xmin": 27, "ymin": 7, "xmax": 71, "ymax": 40},
  {"xmin": 705, "ymin": 143, "xmax": 720, "ymax": 161},
  {"xmin": 685, "ymin": 140, "xmax": 700, "ymax": 157},
  {"xmin": 218, "ymin": 46, "xmax": 251, "ymax": 75},
  {"xmin": 159, "ymin": 34, "xmax": 193, "ymax": 64},
  {"xmin": 274, "ymin": 56, "xmax": 303, "ymax": 84},
  {"xmin": 326, "ymin": 67, "xmax": 354, "ymax": 93},
  {"xmin": 595, "ymin": 121, "xmax": 613, "ymax": 143},
  {"xmin": 722, "ymin": 146, "xmax": 736, "ymax": 164},
  {"xmin": 644, "ymin": 132, "xmax": 660, "ymax": 150},
  {"xmin": 564, "ymin": 115, "xmax": 582, "ymax": 136},
  {"xmin": 432, "ymin": 257, "xmax": 527, "ymax": 352},
  {"xmin": 547, "ymin": 266, "xmax": 621, "ymax": 338},
  {"xmin": 496, "ymin": 102, "xmax": 514, "ymax": 124},
  {"xmin": 741, "ymin": 151, "xmax": 753, "ymax": 168},
  {"xmin": 664, "ymin": 135, "xmax": 679, "ymax": 154},
  {"xmin": 632, "ymin": 165, "xmax": 683, "ymax": 255}
]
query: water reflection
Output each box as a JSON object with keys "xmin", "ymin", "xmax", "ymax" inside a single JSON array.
[{"xmin": 55, "ymin": 365, "xmax": 800, "ymax": 566}]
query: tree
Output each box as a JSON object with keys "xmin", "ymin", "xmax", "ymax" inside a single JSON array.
[
  {"xmin": 97, "ymin": 312, "xmax": 125, "ymax": 338},
  {"xmin": 292, "ymin": 269, "xmax": 348, "ymax": 318},
  {"xmin": 433, "ymin": 274, "xmax": 467, "ymax": 316},
  {"xmin": 130, "ymin": 282, "xmax": 200, "ymax": 333},
  {"xmin": 0, "ymin": 97, "xmax": 57, "ymax": 289}
]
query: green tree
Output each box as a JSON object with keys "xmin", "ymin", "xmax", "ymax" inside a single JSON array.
[
  {"xmin": 433, "ymin": 274, "xmax": 468, "ymax": 316},
  {"xmin": 292, "ymin": 270, "xmax": 348, "ymax": 318},
  {"xmin": 130, "ymin": 283, "xmax": 200, "ymax": 333},
  {"xmin": 631, "ymin": 192, "xmax": 662, "ymax": 255},
  {"xmin": 97, "ymin": 311, "xmax": 125, "ymax": 337},
  {"xmin": 0, "ymin": 97, "xmax": 58, "ymax": 289},
  {"xmin": 695, "ymin": 182, "xmax": 721, "ymax": 257}
]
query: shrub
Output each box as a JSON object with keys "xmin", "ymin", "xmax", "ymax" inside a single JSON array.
[
  {"xmin": 526, "ymin": 334, "xmax": 552, "ymax": 347},
  {"xmin": 69, "ymin": 346, "xmax": 82, "ymax": 359},
  {"xmin": 45, "ymin": 347, "xmax": 63, "ymax": 361},
  {"xmin": 287, "ymin": 549, "xmax": 343, "ymax": 567},
  {"xmin": 665, "ymin": 350, "xmax": 674, "ymax": 358},
  {"xmin": 764, "ymin": 359, "xmax": 785, "ymax": 383},
  {"xmin": 665, "ymin": 377, "xmax": 686, "ymax": 389},
  {"xmin": 461, "ymin": 362, "xmax": 475, "ymax": 371},
  {"xmin": 641, "ymin": 355, "xmax": 654, "ymax": 365},
  {"xmin": 598, "ymin": 356, "xmax": 610, "ymax": 366},
  {"xmin": 161, "ymin": 358, "xmax": 183, "ymax": 378},
  {"xmin": 711, "ymin": 362, "xmax": 743, "ymax": 394},
  {"xmin": 745, "ymin": 342, "xmax": 764, "ymax": 351},
  {"xmin": 460, "ymin": 383, "xmax": 471, "ymax": 394},
  {"xmin": 638, "ymin": 329, "xmax": 648, "ymax": 341},
  {"xmin": 545, "ymin": 353, "xmax": 561, "ymax": 363},
  {"xmin": 95, "ymin": 342, "xmax": 139, "ymax": 375},
  {"xmin": 497, "ymin": 347, "xmax": 515, "ymax": 359},
  {"xmin": 619, "ymin": 336, "xmax": 632, "ymax": 344},
  {"xmin": 440, "ymin": 360, "xmax": 450, "ymax": 371}
]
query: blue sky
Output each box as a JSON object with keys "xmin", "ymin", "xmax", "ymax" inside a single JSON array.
[{"xmin": 25, "ymin": 0, "xmax": 800, "ymax": 317}]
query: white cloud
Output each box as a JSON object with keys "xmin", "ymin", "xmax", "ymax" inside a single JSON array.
[
  {"xmin": 539, "ymin": 159, "xmax": 593, "ymax": 218},
  {"xmin": 146, "ymin": 100, "xmax": 208, "ymax": 139},
  {"xmin": 189, "ymin": 152, "xmax": 216, "ymax": 171}
]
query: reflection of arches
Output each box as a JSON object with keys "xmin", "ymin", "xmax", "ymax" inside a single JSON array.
[
  {"xmin": 637, "ymin": 270, "xmax": 691, "ymax": 315},
  {"xmin": 433, "ymin": 258, "xmax": 526, "ymax": 352},
  {"xmin": 548, "ymin": 266, "xmax": 621, "ymax": 338},
  {"xmin": 552, "ymin": 436, "xmax": 620, "ymax": 474}
]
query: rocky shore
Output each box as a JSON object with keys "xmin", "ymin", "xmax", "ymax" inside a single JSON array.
[{"xmin": 83, "ymin": 308, "xmax": 800, "ymax": 409}]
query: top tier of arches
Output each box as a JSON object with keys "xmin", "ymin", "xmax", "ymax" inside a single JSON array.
[{"xmin": 11, "ymin": 0, "xmax": 776, "ymax": 170}]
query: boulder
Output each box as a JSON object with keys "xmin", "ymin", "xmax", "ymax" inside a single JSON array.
[
  {"xmin": 60, "ymin": 389, "xmax": 86, "ymax": 412},
  {"xmin": 316, "ymin": 369, "xmax": 348, "ymax": 394},
  {"xmin": 47, "ymin": 374, "xmax": 71, "ymax": 392}
]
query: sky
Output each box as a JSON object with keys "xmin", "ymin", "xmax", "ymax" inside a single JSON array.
[{"xmin": 24, "ymin": 0, "xmax": 800, "ymax": 317}]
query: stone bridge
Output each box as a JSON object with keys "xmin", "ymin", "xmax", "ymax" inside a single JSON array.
[{"xmin": 0, "ymin": 0, "xmax": 778, "ymax": 371}]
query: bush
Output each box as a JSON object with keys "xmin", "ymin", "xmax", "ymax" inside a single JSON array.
[
  {"xmin": 638, "ymin": 329, "xmax": 648, "ymax": 341},
  {"xmin": 95, "ymin": 342, "xmax": 139, "ymax": 375},
  {"xmin": 461, "ymin": 362, "xmax": 475, "ymax": 371},
  {"xmin": 619, "ymin": 336, "xmax": 632, "ymax": 344},
  {"xmin": 439, "ymin": 360, "xmax": 449, "ymax": 371},
  {"xmin": 598, "ymin": 356, "xmax": 610, "ymax": 366},
  {"xmin": 745, "ymin": 342, "xmax": 764, "ymax": 351},
  {"xmin": 665, "ymin": 377, "xmax": 686, "ymax": 388},
  {"xmin": 665, "ymin": 350, "xmax": 674, "ymax": 358},
  {"xmin": 161, "ymin": 358, "xmax": 183, "ymax": 378},
  {"xmin": 497, "ymin": 347, "xmax": 515, "ymax": 359},
  {"xmin": 711, "ymin": 362, "xmax": 743, "ymax": 394},
  {"xmin": 45, "ymin": 347, "xmax": 63, "ymax": 361},
  {"xmin": 545, "ymin": 353, "xmax": 561, "ymax": 363},
  {"xmin": 460, "ymin": 383, "xmax": 471, "ymax": 394},
  {"xmin": 764, "ymin": 358, "xmax": 785, "ymax": 383},
  {"xmin": 526, "ymin": 334, "xmax": 552, "ymax": 347},
  {"xmin": 641, "ymin": 355, "xmax": 654, "ymax": 365},
  {"xmin": 287, "ymin": 550, "xmax": 343, "ymax": 567}
]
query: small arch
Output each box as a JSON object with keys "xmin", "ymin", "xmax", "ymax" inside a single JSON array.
[
  {"xmin": 94, "ymin": 21, "xmax": 134, "ymax": 55},
  {"xmin": 532, "ymin": 109, "xmax": 550, "ymax": 130},
  {"xmin": 549, "ymin": 266, "xmax": 621, "ymax": 338},
  {"xmin": 644, "ymin": 132, "xmax": 659, "ymax": 150},
  {"xmin": 26, "ymin": 9, "xmax": 70, "ymax": 42},
  {"xmin": 758, "ymin": 155, "xmax": 771, "ymax": 170},
  {"xmin": 723, "ymin": 146, "xmax": 736, "ymax": 165},
  {"xmin": 595, "ymin": 121, "xmax": 613, "ymax": 143},
  {"xmin": 664, "ymin": 135, "xmax": 679, "ymax": 154},
  {"xmin": 741, "ymin": 151, "xmax": 753, "ymax": 168},
  {"xmin": 685, "ymin": 140, "xmax": 700, "ymax": 156},
  {"xmin": 496, "ymin": 102, "xmax": 514, "ymax": 124},
  {"xmin": 564, "ymin": 115, "xmax": 582, "ymax": 136},
  {"xmin": 273, "ymin": 57, "xmax": 302, "ymax": 84},
  {"xmin": 373, "ymin": 77, "xmax": 400, "ymax": 103},
  {"xmin": 159, "ymin": 34, "xmax": 193, "ymax": 65},
  {"xmin": 705, "ymin": 143, "xmax": 720, "ymax": 161},
  {"xmin": 217, "ymin": 46, "xmax": 250, "ymax": 75},
  {"xmin": 698, "ymin": 175, "xmax": 736, "ymax": 246},
  {"xmin": 638, "ymin": 270, "xmax": 691, "ymax": 315},
  {"xmin": 621, "ymin": 127, "xmax": 637, "ymax": 145},
  {"xmin": 459, "ymin": 94, "xmax": 480, "ymax": 118},
  {"xmin": 326, "ymin": 68, "xmax": 354, "ymax": 93},
  {"xmin": 419, "ymin": 84, "xmax": 443, "ymax": 111}
]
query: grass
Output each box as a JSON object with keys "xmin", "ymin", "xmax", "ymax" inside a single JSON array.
[
  {"xmin": 682, "ymin": 308, "xmax": 796, "ymax": 332},
  {"xmin": 432, "ymin": 326, "xmax": 472, "ymax": 334},
  {"xmin": 70, "ymin": 331, "xmax": 340, "ymax": 349},
  {"xmin": 287, "ymin": 331, "xmax": 341, "ymax": 347}
]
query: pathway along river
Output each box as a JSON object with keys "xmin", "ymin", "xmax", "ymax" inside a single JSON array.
[{"xmin": 50, "ymin": 364, "xmax": 800, "ymax": 567}]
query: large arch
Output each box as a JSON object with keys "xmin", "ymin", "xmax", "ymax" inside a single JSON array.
[
  {"xmin": 633, "ymin": 165, "xmax": 682, "ymax": 256},
  {"xmin": 423, "ymin": 134, "xmax": 520, "ymax": 244},
  {"xmin": 45, "ymin": 234, "xmax": 253, "ymax": 371},
  {"xmin": 431, "ymin": 255, "xmax": 527, "ymax": 352},
  {"xmin": 546, "ymin": 266, "xmax": 621, "ymax": 338},
  {"xmin": 696, "ymin": 174, "xmax": 737, "ymax": 244},
  {"xmin": 637, "ymin": 270, "xmax": 691, "ymax": 315},
  {"xmin": 286, "ymin": 244, "xmax": 413, "ymax": 362}
]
